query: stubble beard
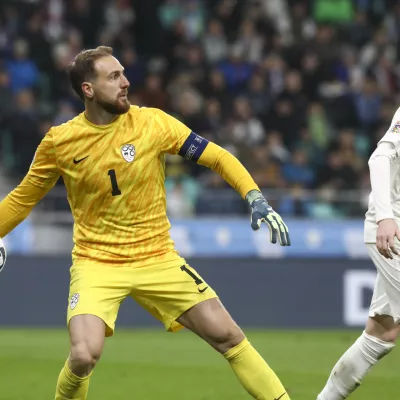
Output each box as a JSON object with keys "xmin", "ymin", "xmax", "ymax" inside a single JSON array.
[{"xmin": 97, "ymin": 96, "xmax": 131, "ymax": 115}]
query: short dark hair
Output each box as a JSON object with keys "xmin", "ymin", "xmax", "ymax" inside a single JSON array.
[{"xmin": 68, "ymin": 46, "xmax": 113, "ymax": 100}]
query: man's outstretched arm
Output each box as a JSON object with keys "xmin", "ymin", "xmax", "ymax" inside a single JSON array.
[
  {"xmin": 153, "ymin": 110, "xmax": 290, "ymax": 246},
  {"xmin": 0, "ymin": 178, "xmax": 54, "ymax": 238},
  {"xmin": 198, "ymin": 140, "xmax": 290, "ymax": 246},
  {"xmin": 0, "ymin": 129, "xmax": 60, "ymax": 238}
]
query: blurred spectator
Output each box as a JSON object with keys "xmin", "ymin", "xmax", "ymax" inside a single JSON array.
[
  {"xmin": 0, "ymin": 69, "xmax": 12, "ymax": 120},
  {"xmin": 278, "ymin": 184, "xmax": 312, "ymax": 217},
  {"xmin": 202, "ymin": 19, "xmax": 228, "ymax": 64},
  {"xmin": 233, "ymin": 19, "xmax": 264, "ymax": 64},
  {"xmin": 260, "ymin": 53, "xmax": 286, "ymax": 97},
  {"xmin": 166, "ymin": 172, "xmax": 200, "ymax": 218},
  {"xmin": 230, "ymin": 97, "xmax": 265, "ymax": 146},
  {"xmin": 202, "ymin": 69, "xmax": 231, "ymax": 113},
  {"xmin": 202, "ymin": 98, "xmax": 224, "ymax": 140},
  {"xmin": 6, "ymin": 39, "xmax": 39, "ymax": 93},
  {"xmin": 175, "ymin": 44, "xmax": 208, "ymax": 88},
  {"xmin": 54, "ymin": 101, "xmax": 76, "ymax": 126},
  {"xmin": 2, "ymin": 90, "xmax": 41, "ymax": 178},
  {"xmin": 120, "ymin": 47, "xmax": 145, "ymax": 89},
  {"xmin": 307, "ymin": 102, "xmax": 330, "ymax": 150},
  {"xmin": 137, "ymin": 74, "xmax": 168, "ymax": 110},
  {"xmin": 247, "ymin": 144, "xmax": 285, "ymax": 189},
  {"xmin": 295, "ymin": 126, "xmax": 325, "ymax": 167},
  {"xmin": 103, "ymin": 0, "xmax": 135, "ymax": 41},
  {"xmin": 22, "ymin": 12, "xmax": 54, "ymax": 74},
  {"xmin": 316, "ymin": 151, "xmax": 362, "ymax": 191},
  {"xmin": 300, "ymin": 52, "xmax": 323, "ymax": 101},
  {"xmin": 385, "ymin": 3, "xmax": 400, "ymax": 51},
  {"xmin": 289, "ymin": 1, "xmax": 316, "ymax": 41},
  {"xmin": 266, "ymin": 131, "xmax": 291, "ymax": 163},
  {"xmin": 66, "ymin": 0, "xmax": 100, "ymax": 48},
  {"xmin": 345, "ymin": 9, "xmax": 372, "ymax": 48},
  {"xmin": 245, "ymin": 73, "xmax": 271, "ymax": 117},
  {"xmin": 217, "ymin": 46, "xmax": 253, "ymax": 92},
  {"xmin": 263, "ymin": 97, "xmax": 301, "ymax": 149},
  {"xmin": 359, "ymin": 29, "xmax": 396, "ymax": 69},
  {"xmin": 353, "ymin": 77, "xmax": 382, "ymax": 133},
  {"xmin": 282, "ymin": 149, "xmax": 315, "ymax": 187}
]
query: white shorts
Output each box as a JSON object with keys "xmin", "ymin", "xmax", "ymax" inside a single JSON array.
[{"xmin": 367, "ymin": 243, "xmax": 400, "ymax": 323}]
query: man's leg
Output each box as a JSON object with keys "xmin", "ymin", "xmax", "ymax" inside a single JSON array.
[
  {"xmin": 55, "ymin": 315, "xmax": 105, "ymax": 400},
  {"xmin": 317, "ymin": 244, "xmax": 400, "ymax": 399},
  {"xmin": 316, "ymin": 315, "xmax": 398, "ymax": 400},
  {"xmin": 177, "ymin": 298, "xmax": 290, "ymax": 400}
]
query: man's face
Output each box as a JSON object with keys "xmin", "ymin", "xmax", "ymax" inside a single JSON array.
[{"xmin": 87, "ymin": 55, "xmax": 131, "ymax": 114}]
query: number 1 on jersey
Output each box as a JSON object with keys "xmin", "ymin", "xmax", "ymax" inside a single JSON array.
[{"xmin": 108, "ymin": 169, "xmax": 121, "ymax": 196}]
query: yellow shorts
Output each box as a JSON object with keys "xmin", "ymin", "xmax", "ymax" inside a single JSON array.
[{"xmin": 67, "ymin": 258, "xmax": 218, "ymax": 337}]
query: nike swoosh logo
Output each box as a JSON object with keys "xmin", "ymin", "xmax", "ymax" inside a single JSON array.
[
  {"xmin": 275, "ymin": 392, "xmax": 286, "ymax": 400},
  {"xmin": 198, "ymin": 286, "xmax": 209, "ymax": 293},
  {"xmin": 73, "ymin": 155, "xmax": 90, "ymax": 164}
]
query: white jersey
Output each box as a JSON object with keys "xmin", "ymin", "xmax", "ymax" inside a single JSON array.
[{"xmin": 365, "ymin": 107, "xmax": 400, "ymax": 242}]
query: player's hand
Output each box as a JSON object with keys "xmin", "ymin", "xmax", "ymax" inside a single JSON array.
[
  {"xmin": 376, "ymin": 218, "xmax": 400, "ymax": 259},
  {"xmin": 246, "ymin": 190, "xmax": 290, "ymax": 246}
]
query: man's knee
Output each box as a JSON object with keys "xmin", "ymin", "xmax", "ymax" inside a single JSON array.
[
  {"xmin": 366, "ymin": 315, "xmax": 400, "ymax": 343},
  {"xmin": 68, "ymin": 314, "xmax": 105, "ymax": 376},
  {"xmin": 376, "ymin": 329, "xmax": 400, "ymax": 344},
  {"xmin": 70, "ymin": 342, "xmax": 102, "ymax": 376},
  {"xmin": 210, "ymin": 326, "xmax": 245, "ymax": 354}
]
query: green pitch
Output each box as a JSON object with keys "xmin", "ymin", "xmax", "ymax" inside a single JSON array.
[{"xmin": 0, "ymin": 329, "xmax": 399, "ymax": 399}]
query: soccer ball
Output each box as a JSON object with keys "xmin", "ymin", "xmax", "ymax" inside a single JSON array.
[{"xmin": 0, "ymin": 237, "xmax": 6, "ymax": 272}]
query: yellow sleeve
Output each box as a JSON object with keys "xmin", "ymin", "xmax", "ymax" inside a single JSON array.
[
  {"xmin": 153, "ymin": 109, "xmax": 192, "ymax": 154},
  {"xmin": 26, "ymin": 129, "xmax": 60, "ymax": 188},
  {"xmin": 0, "ymin": 130, "xmax": 60, "ymax": 238},
  {"xmin": 151, "ymin": 108, "xmax": 259, "ymax": 198},
  {"xmin": 198, "ymin": 142, "xmax": 260, "ymax": 199}
]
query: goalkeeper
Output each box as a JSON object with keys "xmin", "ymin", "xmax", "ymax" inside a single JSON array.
[{"xmin": 0, "ymin": 46, "xmax": 290, "ymax": 400}]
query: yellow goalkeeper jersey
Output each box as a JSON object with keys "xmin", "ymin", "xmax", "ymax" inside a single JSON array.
[
  {"xmin": 0, "ymin": 106, "xmax": 259, "ymax": 266},
  {"xmin": 20, "ymin": 106, "xmax": 197, "ymax": 264}
]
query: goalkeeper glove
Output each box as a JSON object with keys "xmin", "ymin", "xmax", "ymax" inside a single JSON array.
[{"xmin": 246, "ymin": 190, "xmax": 291, "ymax": 246}]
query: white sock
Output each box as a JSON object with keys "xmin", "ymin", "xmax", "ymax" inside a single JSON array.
[{"xmin": 317, "ymin": 331, "xmax": 395, "ymax": 400}]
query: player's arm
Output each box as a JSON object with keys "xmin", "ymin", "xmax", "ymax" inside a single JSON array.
[
  {"xmin": 369, "ymin": 108, "xmax": 400, "ymax": 259},
  {"xmin": 155, "ymin": 109, "xmax": 290, "ymax": 246},
  {"xmin": 369, "ymin": 142, "xmax": 400, "ymax": 259},
  {"xmin": 0, "ymin": 130, "xmax": 60, "ymax": 238},
  {"xmin": 197, "ymin": 142, "xmax": 290, "ymax": 246}
]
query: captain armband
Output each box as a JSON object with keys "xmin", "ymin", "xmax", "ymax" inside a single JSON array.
[{"xmin": 178, "ymin": 132, "xmax": 209, "ymax": 163}]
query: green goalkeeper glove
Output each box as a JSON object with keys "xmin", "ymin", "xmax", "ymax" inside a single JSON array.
[{"xmin": 246, "ymin": 190, "xmax": 291, "ymax": 246}]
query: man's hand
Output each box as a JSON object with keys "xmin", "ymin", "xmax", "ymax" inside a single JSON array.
[
  {"xmin": 246, "ymin": 190, "xmax": 291, "ymax": 246},
  {"xmin": 376, "ymin": 218, "xmax": 400, "ymax": 259}
]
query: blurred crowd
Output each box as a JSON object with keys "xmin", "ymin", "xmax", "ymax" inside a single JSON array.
[{"xmin": 0, "ymin": 0, "xmax": 399, "ymax": 218}]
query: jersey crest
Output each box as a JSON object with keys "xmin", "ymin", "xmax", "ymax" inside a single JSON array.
[{"xmin": 121, "ymin": 144, "xmax": 135, "ymax": 162}]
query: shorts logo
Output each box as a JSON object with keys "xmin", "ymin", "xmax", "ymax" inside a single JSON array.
[
  {"xmin": 70, "ymin": 293, "xmax": 80, "ymax": 310},
  {"xmin": 390, "ymin": 123, "xmax": 400, "ymax": 134},
  {"xmin": 121, "ymin": 144, "xmax": 135, "ymax": 162}
]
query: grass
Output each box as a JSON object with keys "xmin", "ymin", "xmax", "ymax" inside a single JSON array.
[{"xmin": 0, "ymin": 329, "xmax": 398, "ymax": 399}]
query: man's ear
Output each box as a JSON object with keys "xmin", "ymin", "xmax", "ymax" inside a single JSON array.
[{"xmin": 82, "ymin": 82, "xmax": 93, "ymax": 99}]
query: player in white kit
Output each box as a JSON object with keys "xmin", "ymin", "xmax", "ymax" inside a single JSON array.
[{"xmin": 316, "ymin": 107, "xmax": 400, "ymax": 399}]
